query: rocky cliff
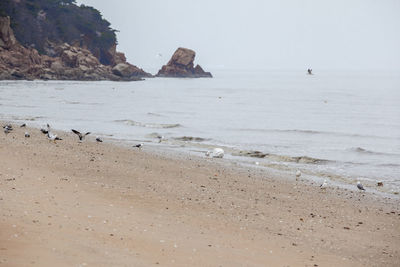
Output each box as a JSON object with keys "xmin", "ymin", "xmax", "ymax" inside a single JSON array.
[
  {"xmin": 156, "ymin": 47, "xmax": 212, "ymax": 78},
  {"xmin": 0, "ymin": 16, "xmax": 150, "ymax": 81},
  {"xmin": 0, "ymin": 0, "xmax": 151, "ymax": 81},
  {"xmin": 1, "ymin": 0, "xmax": 115, "ymax": 66}
]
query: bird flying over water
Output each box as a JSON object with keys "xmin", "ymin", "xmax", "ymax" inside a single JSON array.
[
  {"xmin": 357, "ymin": 181, "xmax": 366, "ymax": 191},
  {"xmin": 72, "ymin": 129, "xmax": 91, "ymax": 141}
]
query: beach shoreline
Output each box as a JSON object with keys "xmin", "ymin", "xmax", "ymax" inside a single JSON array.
[{"xmin": 0, "ymin": 124, "xmax": 399, "ymax": 266}]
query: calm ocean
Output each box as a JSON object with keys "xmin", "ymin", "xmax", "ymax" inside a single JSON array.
[{"xmin": 1, "ymin": 70, "xmax": 399, "ymax": 193}]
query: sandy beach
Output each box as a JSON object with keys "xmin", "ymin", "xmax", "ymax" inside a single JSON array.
[{"xmin": 0, "ymin": 125, "xmax": 399, "ymax": 266}]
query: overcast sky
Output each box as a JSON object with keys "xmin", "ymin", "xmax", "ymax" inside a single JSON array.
[{"xmin": 77, "ymin": 0, "xmax": 400, "ymax": 72}]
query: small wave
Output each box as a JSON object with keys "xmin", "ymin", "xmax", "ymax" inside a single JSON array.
[
  {"xmin": 114, "ymin": 119, "xmax": 181, "ymax": 129},
  {"xmin": 237, "ymin": 128, "xmax": 328, "ymax": 135},
  {"xmin": 232, "ymin": 150, "xmax": 329, "ymax": 164},
  {"xmin": 63, "ymin": 100, "xmax": 102, "ymax": 106},
  {"xmin": 235, "ymin": 128, "xmax": 395, "ymax": 140},
  {"xmin": 173, "ymin": 136, "xmax": 210, "ymax": 142},
  {"xmin": 232, "ymin": 150, "xmax": 269, "ymax": 158},
  {"xmin": 376, "ymin": 163, "xmax": 400, "ymax": 168},
  {"xmin": 147, "ymin": 112, "xmax": 164, "ymax": 117},
  {"xmin": 350, "ymin": 147, "xmax": 399, "ymax": 157},
  {"xmin": 9, "ymin": 115, "xmax": 46, "ymax": 121},
  {"xmin": 64, "ymin": 101, "xmax": 81, "ymax": 105},
  {"xmin": 271, "ymin": 155, "xmax": 329, "ymax": 164},
  {"xmin": 146, "ymin": 132, "xmax": 163, "ymax": 138}
]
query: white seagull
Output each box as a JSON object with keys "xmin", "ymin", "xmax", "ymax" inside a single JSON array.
[
  {"xmin": 205, "ymin": 148, "xmax": 224, "ymax": 158},
  {"xmin": 296, "ymin": 170, "xmax": 302, "ymax": 179},
  {"xmin": 24, "ymin": 132, "xmax": 30, "ymax": 138},
  {"xmin": 357, "ymin": 181, "xmax": 366, "ymax": 191},
  {"xmin": 47, "ymin": 131, "xmax": 62, "ymax": 142},
  {"xmin": 96, "ymin": 136, "xmax": 103, "ymax": 143},
  {"xmin": 320, "ymin": 179, "xmax": 328, "ymax": 189},
  {"xmin": 71, "ymin": 129, "xmax": 91, "ymax": 141}
]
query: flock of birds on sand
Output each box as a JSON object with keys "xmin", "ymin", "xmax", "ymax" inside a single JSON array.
[
  {"xmin": 3, "ymin": 122, "xmax": 369, "ymax": 192},
  {"xmin": 2, "ymin": 123, "xmax": 146, "ymax": 149}
]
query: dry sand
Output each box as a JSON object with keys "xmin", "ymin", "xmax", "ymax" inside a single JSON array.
[{"xmin": 0, "ymin": 125, "xmax": 399, "ymax": 266}]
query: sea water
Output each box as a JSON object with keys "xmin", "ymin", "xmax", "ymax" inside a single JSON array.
[{"xmin": 1, "ymin": 70, "xmax": 399, "ymax": 193}]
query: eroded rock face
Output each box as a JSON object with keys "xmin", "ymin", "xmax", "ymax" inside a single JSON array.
[
  {"xmin": 0, "ymin": 16, "xmax": 17, "ymax": 49},
  {"xmin": 156, "ymin": 47, "xmax": 212, "ymax": 78},
  {"xmin": 112, "ymin": 63, "xmax": 153, "ymax": 78},
  {"xmin": 0, "ymin": 16, "xmax": 151, "ymax": 81}
]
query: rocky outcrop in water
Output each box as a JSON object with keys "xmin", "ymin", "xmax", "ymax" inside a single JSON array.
[
  {"xmin": 156, "ymin": 47, "xmax": 212, "ymax": 78},
  {"xmin": 0, "ymin": 16, "xmax": 150, "ymax": 81}
]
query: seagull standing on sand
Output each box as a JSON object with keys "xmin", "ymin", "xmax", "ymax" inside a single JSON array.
[
  {"xmin": 205, "ymin": 148, "xmax": 224, "ymax": 158},
  {"xmin": 296, "ymin": 170, "xmax": 302, "ymax": 180},
  {"xmin": 20, "ymin": 123, "xmax": 26, "ymax": 128},
  {"xmin": 157, "ymin": 135, "xmax": 165, "ymax": 143},
  {"xmin": 357, "ymin": 181, "xmax": 366, "ymax": 191},
  {"xmin": 96, "ymin": 136, "xmax": 103, "ymax": 143},
  {"xmin": 320, "ymin": 179, "xmax": 328, "ymax": 189},
  {"xmin": 3, "ymin": 124, "xmax": 12, "ymax": 135},
  {"xmin": 25, "ymin": 132, "xmax": 30, "ymax": 138},
  {"xmin": 47, "ymin": 131, "xmax": 62, "ymax": 142},
  {"xmin": 40, "ymin": 124, "xmax": 50, "ymax": 135},
  {"xmin": 71, "ymin": 129, "xmax": 91, "ymax": 141}
]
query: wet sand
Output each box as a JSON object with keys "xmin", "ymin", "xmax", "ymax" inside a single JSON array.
[{"xmin": 0, "ymin": 125, "xmax": 399, "ymax": 266}]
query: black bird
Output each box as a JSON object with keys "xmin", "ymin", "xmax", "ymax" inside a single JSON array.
[
  {"xmin": 357, "ymin": 181, "xmax": 366, "ymax": 191},
  {"xmin": 72, "ymin": 129, "xmax": 91, "ymax": 141},
  {"xmin": 3, "ymin": 124, "xmax": 12, "ymax": 130},
  {"xmin": 4, "ymin": 127, "xmax": 11, "ymax": 135},
  {"xmin": 134, "ymin": 143, "xmax": 144, "ymax": 149},
  {"xmin": 157, "ymin": 135, "xmax": 165, "ymax": 143},
  {"xmin": 96, "ymin": 136, "xmax": 103, "ymax": 143},
  {"xmin": 40, "ymin": 124, "xmax": 50, "ymax": 134},
  {"xmin": 20, "ymin": 123, "xmax": 26, "ymax": 128},
  {"xmin": 3, "ymin": 124, "xmax": 12, "ymax": 135}
]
